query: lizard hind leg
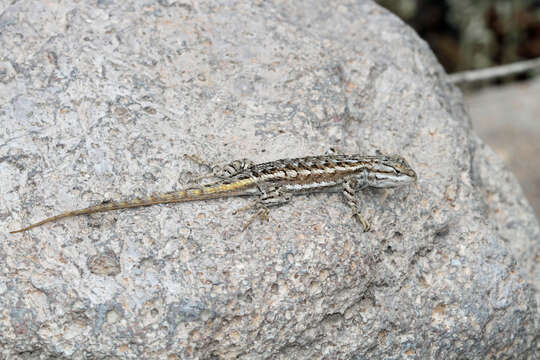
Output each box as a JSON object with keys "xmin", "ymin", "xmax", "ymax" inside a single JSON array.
[
  {"xmin": 184, "ymin": 154, "xmax": 255, "ymax": 181},
  {"xmin": 241, "ymin": 204, "xmax": 270, "ymax": 231},
  {"xmin": 233, "ymin": 186, "xmax": 292, "ymax": 231},
  {"xmin": 325, "ymin": 147, "xmax": 345, "ymax": 155}
]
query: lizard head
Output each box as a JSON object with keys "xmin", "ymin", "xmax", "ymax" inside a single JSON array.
[{"xmin": 368, "ymin": 154, "xmax": 417, "ymax": 188}]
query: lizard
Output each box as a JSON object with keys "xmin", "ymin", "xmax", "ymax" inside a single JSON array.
[{"xmin": 9, "ymin": 153, "xmax": 417, "ymax": 234}]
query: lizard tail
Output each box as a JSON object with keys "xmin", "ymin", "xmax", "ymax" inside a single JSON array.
[{"xmin": 10, "ymin": 182, "xmax": 254, "ymax": 234}]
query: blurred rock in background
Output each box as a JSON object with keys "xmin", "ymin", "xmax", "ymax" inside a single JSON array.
[
  {"xmin": 377, "ymin": 0, "xmax": 540, "ymax": 74},
  {"xmin": 378, "ymin": 0, "xmax": 540, "ymax": 216},
  {"xmin": 464, "ymin": 78, "xmax": 540, "ymax": 216}
]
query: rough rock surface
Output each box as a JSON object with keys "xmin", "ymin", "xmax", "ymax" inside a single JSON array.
[{"xmin": 0, "ymin": 1, "xmax": 537, "ymax": 359}]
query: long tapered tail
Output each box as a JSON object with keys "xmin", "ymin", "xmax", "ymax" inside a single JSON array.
[{"xmin": 10, "ymin": 180, "xmax": 255, "ymax": 234}]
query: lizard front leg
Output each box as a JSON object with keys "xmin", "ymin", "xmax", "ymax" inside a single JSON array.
[{"xmin": 342, "ymin": 174, "xmax": 371, "ymax": 232}]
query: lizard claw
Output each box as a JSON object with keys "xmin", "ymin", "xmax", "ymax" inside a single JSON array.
[
  {"xmin": 240, "ymin": 204, "xmax": 269, "ymax": 231},
  {"xmin": 353, "ymin": 212, "xmax": 371, "ymax": 232}
]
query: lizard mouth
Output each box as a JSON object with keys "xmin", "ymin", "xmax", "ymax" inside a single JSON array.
[{"xmin": 372, "ymin": 172, "xmax": 416, "ymax": 188}]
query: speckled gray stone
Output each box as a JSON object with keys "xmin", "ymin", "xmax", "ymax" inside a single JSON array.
[{"xmin": 0, "ymin": 1, "xmax": 537, "ymax": 359}]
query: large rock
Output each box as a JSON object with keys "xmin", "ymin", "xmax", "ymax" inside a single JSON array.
[{"xmin": 0, "ymin": 1, "xmax": 537, "ymax": 358}]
